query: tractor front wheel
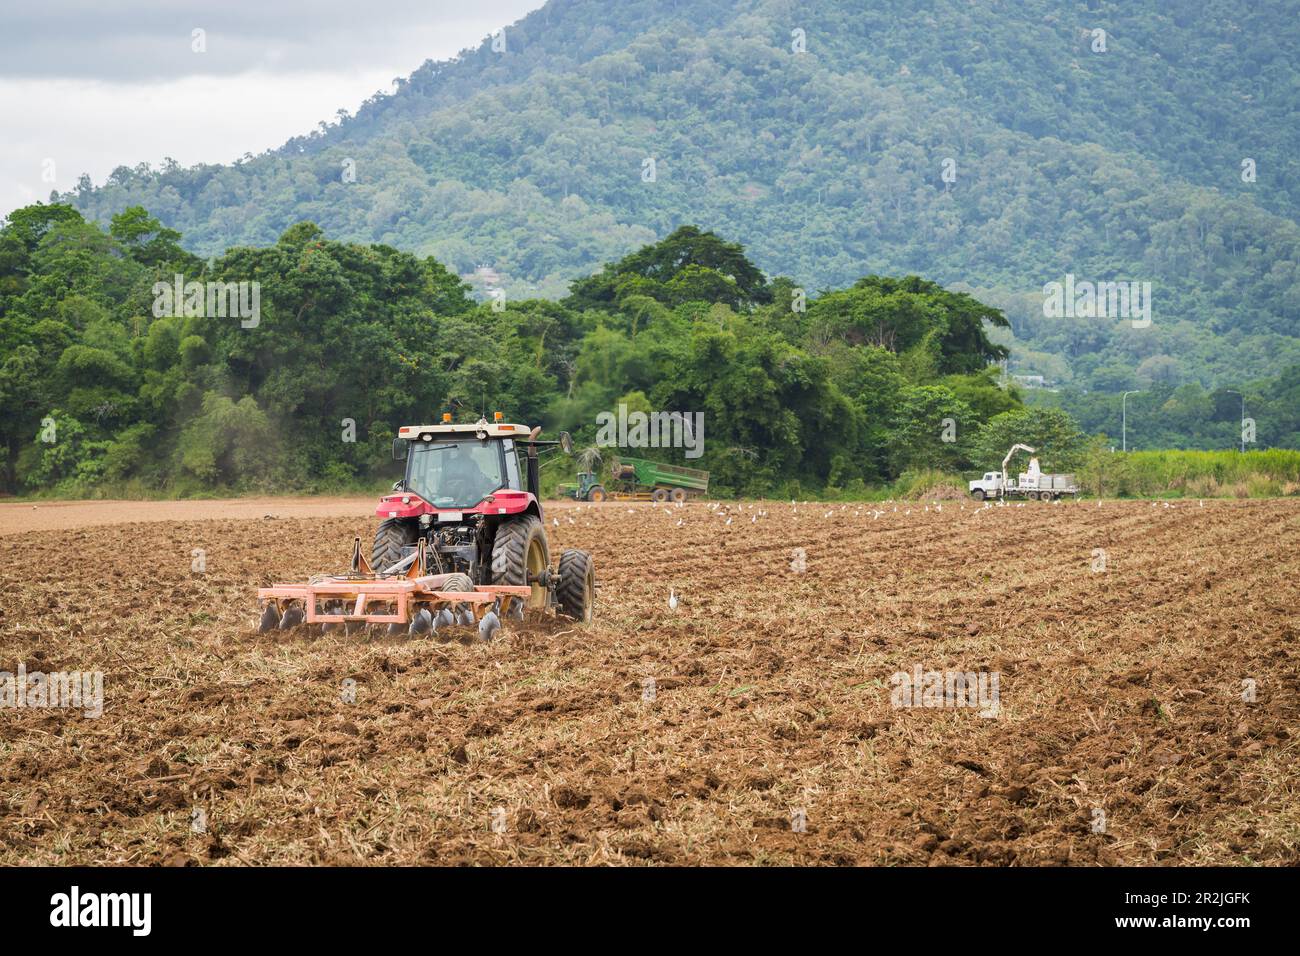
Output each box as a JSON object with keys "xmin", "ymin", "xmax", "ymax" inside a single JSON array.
[
  {"xmin": 491, "ymin": 515, "xmax": 550, "ymax": 609},
  {"xmin": 557, "ymin": 549, "xmax": 595, "ymax": 623},
  {"xmin": 373, "ymin": 518, "xmax": 418, "ymax": 572}
]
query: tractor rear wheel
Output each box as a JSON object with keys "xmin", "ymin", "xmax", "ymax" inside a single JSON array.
[
  {"xmin": 588, "ymin": 485, "xmax": 606, "ymax": 502},
  {"xmin": 491, "ymin": 515, "xmax": 550, "ymax": 609},
  {"xmin": 372, "ymin": 518, "xmax": 417, "ymax": 572},
  {"xmin": 556, "ymin": 549, "xmax": 595, "ymax": 623}
]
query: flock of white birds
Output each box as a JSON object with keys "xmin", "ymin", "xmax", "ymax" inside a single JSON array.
[{"xmin": 547, "ymin": 493, "xmax": 1205, "ymax": 613}]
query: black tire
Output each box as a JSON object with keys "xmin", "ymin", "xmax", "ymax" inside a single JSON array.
[
  {"xmin": 587, "ymin": 485, "xmax": 606, "ymax": 502},
  {"xmin": 372, "ymin": 518, "xmax": 418, "ymax": 572},
  {"xmin": 652, "ymin": 488, "xmax": 669, "ymax": 503},
  {"xmin": 972, "ymin": 489, "xmax": 985, "ymax": 501},
  {"xmin": 439, "ymin": 573, "xmax": 474, "ymax": 592},
  {"xmin": 670, "ymin": 488, "xmax": 687, "ymax": 503},
  {"xmin": 491, "ymin": 515, "xmax": 550, "ymax": 609},
  {"xmin": 556, "ymin": 549, "xmax": 595, "ymax": 623}
]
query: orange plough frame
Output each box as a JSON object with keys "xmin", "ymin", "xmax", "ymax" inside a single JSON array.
[{"xmin": 257, "ymin": 538, "xmax": 531, "ymax": 626}]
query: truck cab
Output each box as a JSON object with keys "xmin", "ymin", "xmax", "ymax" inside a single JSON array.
[{"xmin": 968, "ymin": 471, "xmax": 1010, "ymax": 500}]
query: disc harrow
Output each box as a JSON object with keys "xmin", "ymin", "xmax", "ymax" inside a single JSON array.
[{"xmin": 257, "ymin": 538, "xmax": 530, "ymax": 641}]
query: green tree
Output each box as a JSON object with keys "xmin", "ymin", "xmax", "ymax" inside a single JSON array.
[{"xmin": 973, "ymin": 407, "xmax": 1088, "ymax": 472}]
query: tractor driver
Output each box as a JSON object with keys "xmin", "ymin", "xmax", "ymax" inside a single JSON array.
[{"xmin": 441, "ymin": 442, "xmax": 495, "ymax": 502}]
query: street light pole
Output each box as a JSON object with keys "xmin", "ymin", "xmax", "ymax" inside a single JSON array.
[{"xmin": 1122, "ymin": 390, "xmax": 1140, "ymax": 453}]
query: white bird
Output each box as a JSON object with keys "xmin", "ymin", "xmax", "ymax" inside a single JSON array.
[
  {"xmin": 553, "ymin": 518, "xmax": 559, "ymax": 527},
  {"xmin": 668, "ymin": 589, "xmax": 679, "ymax": 610},
  {"xmin": 676, "ymin": 519, "xmax": 684, "ymax": 527},
  {"xmin": 725, "ymin": 517, "xmax": 732, "ymax": 525},
  {"xmin": 751, "ymin": 514, "xmax": 757, "ymax": 523}
]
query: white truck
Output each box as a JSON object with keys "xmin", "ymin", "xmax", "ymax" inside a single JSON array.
[{"xmin": 968, "ymin": 443, "xmax": 1079, "ymax": 501}]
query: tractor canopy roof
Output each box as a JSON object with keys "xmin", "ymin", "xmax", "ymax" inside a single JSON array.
[{"xmin": 398, "ymin": 418, "xmax": 534, "ymax": 442}]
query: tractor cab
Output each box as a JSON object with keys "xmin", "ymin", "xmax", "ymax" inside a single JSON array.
[
  {"xmin": 383, "ymin": 415, "xmax": 570, "ymax": 520},
  {"xmin": 392, "ymin": 417, "xmax": 531, "ymax": 511}
]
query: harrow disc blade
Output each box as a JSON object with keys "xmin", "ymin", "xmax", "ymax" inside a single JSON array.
[
  {"xmin": 456, "ymin": 606, "xmax": 476, "ymax": 627},
  {"xmin": 386, "ymin": 622, "xmax": 406, "ymax": 637},
  {"xmin": 433, "ymin": 608, "xmax": 455, "ymax": 631},
  {"xmin": 278, "ymin": 605, "xmax": 304, "ymax": 630},
  {"xmin": 479, "ymin": 610, "xmax": 501, "ymax": 642},
  {"xmin": 258, "ymin": 604, "xmax": 279, "ymax": 633},
  {"xmin": 409, "ymin": 608, "xmax": 433, "ymax": 636}
]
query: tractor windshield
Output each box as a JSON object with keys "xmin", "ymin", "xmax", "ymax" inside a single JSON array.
[{"xmin": 405, "ymin": 438, "xmax": 505, "ymax": 508}]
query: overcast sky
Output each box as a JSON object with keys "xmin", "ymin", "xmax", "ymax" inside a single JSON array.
[{"xmin": 0, "ymin": 0, "xmax": 544, "ymax": 218}]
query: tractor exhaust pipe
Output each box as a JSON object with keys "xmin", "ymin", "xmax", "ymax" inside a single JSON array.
[{"xmin": 526, "ymin": 427, "xmax": 540, "ymax": 498}]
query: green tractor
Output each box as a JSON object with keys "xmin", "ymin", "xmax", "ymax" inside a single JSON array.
[{"xmin": 559, "ymin": 455, "xmax": 709, "ymax": 503}]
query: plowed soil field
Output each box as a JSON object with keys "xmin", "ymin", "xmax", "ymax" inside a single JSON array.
[{"xmin": 1, "ymin": 497, "xmax": 1297, "ymax": 865}]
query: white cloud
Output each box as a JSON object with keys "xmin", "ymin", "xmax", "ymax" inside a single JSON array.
[{"xmin": 0, "ymin": 1, "xmax": 542, "ymax": 218}]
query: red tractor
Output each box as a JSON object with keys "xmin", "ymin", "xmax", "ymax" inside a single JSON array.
[{"xmin": 258, "ymin": 415, "xmax": 594, "ymax": 639}]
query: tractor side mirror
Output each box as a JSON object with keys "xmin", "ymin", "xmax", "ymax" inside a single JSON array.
[
  {"xmin": 392, "ymin": 437, "xmax": 409, "ymax": 461},
  {"xmin": 559, "ymin": 431, "xmax": 573, "ymax": 454}
]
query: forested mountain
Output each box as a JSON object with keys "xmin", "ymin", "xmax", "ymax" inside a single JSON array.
[{"xmin": 54, "ymin": 0, "xmax": 1300, "ymax": 393}]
